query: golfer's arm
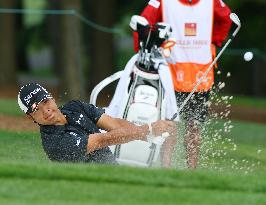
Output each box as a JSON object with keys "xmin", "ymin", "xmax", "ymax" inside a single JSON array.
[
  {"xmin": 87, "ymin": 115, "xmax": 149, "ymax": 153},
  {"xmin": 96, "ymin": 114, "xmax": 136, "ymax": 131}
]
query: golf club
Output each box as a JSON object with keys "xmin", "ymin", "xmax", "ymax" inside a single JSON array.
[{"xmin": 171, "ymin": 13, "xmax": 241, "ymax": 121}]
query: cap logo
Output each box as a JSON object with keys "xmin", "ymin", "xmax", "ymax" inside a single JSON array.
[
  {"xmin": 31, "ymin": 103, "xmax": 37, "ymax": 111},
  {"xmin": 24, "ymin": 87, "xmax": 42, "ymax": 105}
]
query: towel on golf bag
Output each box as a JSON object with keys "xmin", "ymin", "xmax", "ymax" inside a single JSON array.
[{"xmin": 105, "ymin": 54, "xmax": 179, "ymax": 121}]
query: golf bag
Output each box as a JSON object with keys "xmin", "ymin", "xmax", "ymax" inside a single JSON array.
[{"xmin": 90, "ymin": 16, "xmax": 178, "ymax": 167}]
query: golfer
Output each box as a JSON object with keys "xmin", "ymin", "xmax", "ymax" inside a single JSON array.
[{"xmin": 18, "ymin": 83, "xmax": 175, "ymax": 164}]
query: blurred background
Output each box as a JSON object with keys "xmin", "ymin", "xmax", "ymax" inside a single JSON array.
[
  {"xmin": 0, "ymin": 0, "xmax": 145, "ymax": 101},
  {"xmin": 0, "ymin": 0, "xmax": 265, "ymax": 99}
]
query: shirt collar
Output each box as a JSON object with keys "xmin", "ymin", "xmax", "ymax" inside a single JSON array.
[{"xmin": 40, "ymin": 124, "xmax": 66, "ymax": 135}]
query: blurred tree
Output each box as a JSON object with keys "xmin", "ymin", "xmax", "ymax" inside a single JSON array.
[
  {"xmin": 0, "ymin": 0, "xmax": 17, "ymax": 88},
  {"xmin": 47, "ymin": 0, "xmax": 63, "ymax": 76},
  {"xmin": 16, "ymin": 0, "xmax": 29, "ymax": 72},
  {"xmin": 116, "ymin": 0, "xmax": 146, "ymax": 19},
  {"xmin": 84, "ymin": 0, "xmax": 116, "ymax": 92},
  {"xmin": 47, "ymin": 0, "xmax": 85, "ymax": 100}
]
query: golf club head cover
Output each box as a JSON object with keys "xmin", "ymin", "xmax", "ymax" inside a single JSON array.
[
  {"xmin": 155, "ymin": 22, "xmax": 172, "ymax": 40},
  {"xmin": 129, "ymin": 15, "xmax": 149, "ymax": 31}
]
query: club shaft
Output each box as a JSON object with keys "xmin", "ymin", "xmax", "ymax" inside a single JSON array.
[
  {"xmin": 177, "ymin": 39, "xmax": 232, "ymax": 114},
  {"xmin": 171, "ymin": 38, "xmax": 236, "ymax": 121},
  {"xmin": 170, "ymin": 14, "xmax": 241, "ymax": 121}
]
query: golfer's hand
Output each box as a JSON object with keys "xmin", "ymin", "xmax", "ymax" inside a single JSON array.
[{"xmin": 151, "ymin": 120, "xmax": 175, "ymax": 136}]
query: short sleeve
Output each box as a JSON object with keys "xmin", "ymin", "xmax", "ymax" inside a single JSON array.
[{"xmin": 79, "ymin": 101, "xmax": 105, "ymax": 123}]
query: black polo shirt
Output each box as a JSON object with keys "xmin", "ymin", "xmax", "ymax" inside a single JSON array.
[{"xmin": 40, "ymin": 100, "xmax": 116, "ymax": 164}]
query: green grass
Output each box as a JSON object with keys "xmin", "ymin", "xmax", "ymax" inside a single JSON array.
[
  {"xmin": 0, "ymin": 119, "xmax": 266, "ymax": 205},
  {"xmin": 226, "ymin": 94, "xmax": 266, "ymax": 109},
  {"xmin": 0, "ymin": 162, "xmax": 266, "ymax": 205},
  {"xmin": 173, "ymin": 120, "xmax": 266, "ymax": 174},
  {"xmin": 0, "ymin": 131, "xmax": 45, "ymax": 162},
  {"xmin": 205, "ymin": 120, "xmax": 265, "ymax": 171},
  {"xmin": 0, "ymin": 99, "xmax": 24, "ymax": 116},
  {"xmin": 0, "ymin": 99, "xmax": 64, "ymax": 116}
]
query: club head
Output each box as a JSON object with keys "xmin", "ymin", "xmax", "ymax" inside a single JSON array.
[
  {"xmin": 230, "ymin": 13, "xmax": 241, "ymax": 26},
  {"xmin": 230, "ymin": 13, "xmax": 241, "ymax": 37}
]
